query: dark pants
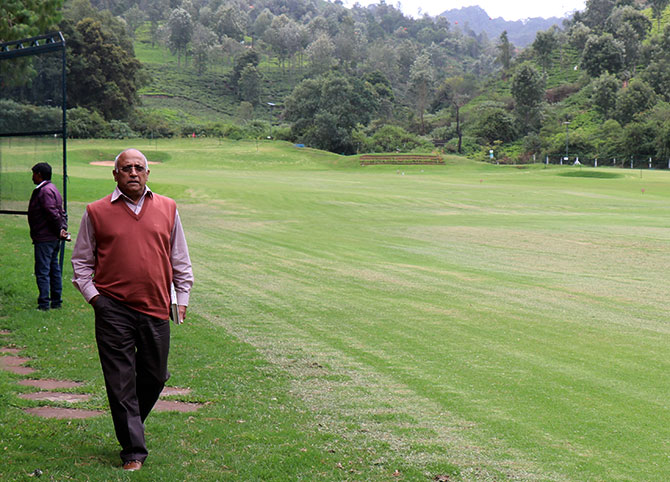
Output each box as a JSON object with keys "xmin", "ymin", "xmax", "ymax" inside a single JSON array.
[
  {"xmin": 93, "ymin": 295, "xmax": 170, "ymax": 464},
  {"xmin": 34, "ymin": 240, "xmax": 62, "ymax": 310}
]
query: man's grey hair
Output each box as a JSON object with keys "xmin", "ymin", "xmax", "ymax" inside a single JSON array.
[{"xmin": 114, "ymin": 149, "xmax": 149, "ymax": 172}]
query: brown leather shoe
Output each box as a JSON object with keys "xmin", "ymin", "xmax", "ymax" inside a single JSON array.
[{"xmin": 123, "ymin": 460, "xmax": 142, "ymax": 471}]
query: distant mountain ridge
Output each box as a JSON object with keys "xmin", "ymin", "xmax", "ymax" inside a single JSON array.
[{"xmin": 439, "ymin": 6, "xmax": 567, "ymax": 47}]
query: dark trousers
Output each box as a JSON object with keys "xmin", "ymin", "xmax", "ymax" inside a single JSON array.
[
  {"xmin": 34, "ymin": 240, "xmax": 62, "ymax": 309},
  {"xmin": 94, "ymin": 295, "xmax": 170, "ymax": 463}
]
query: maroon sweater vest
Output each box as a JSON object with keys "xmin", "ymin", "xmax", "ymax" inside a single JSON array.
[{"xmin": 87, "ymin": 193, "xmax": 176, "ymax": 319}]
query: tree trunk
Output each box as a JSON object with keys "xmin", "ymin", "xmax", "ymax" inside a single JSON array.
[{"xmin": 455, "ymin": 105, "xmax": 462, "ymax": 154}]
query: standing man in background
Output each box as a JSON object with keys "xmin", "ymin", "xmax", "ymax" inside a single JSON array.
[
  {"xmin": 28, "ymin": 162, "xmax": 69, "ymax": 311},
  {"xmin": 71, "ymin": 148, "xmax": 193, "ymax": 472}
]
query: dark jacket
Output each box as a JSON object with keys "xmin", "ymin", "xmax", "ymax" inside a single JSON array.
[{"xmin": 28, "ymin": 181, "xmax": 67, "ymax": 243}]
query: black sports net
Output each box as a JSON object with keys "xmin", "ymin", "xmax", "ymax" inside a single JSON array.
[{"xmin": 0, "ymin": 33, "xmax": 65, "ymax": 214}]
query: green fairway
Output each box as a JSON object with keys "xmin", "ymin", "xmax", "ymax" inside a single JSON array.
[{"xmin": 2, "ymin": 138, "xmax": 670, "ymax": 480}]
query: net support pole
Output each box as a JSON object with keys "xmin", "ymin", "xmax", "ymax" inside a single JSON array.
[{"xmin": 59, "ymin": 35, "xmax": 67, "ymax": 273}]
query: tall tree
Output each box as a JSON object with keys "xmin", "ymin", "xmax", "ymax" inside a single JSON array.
[
  {"xmin": 650, "ymin": 0, "xmax": 670, "ymax": 31},
  {"xmin": 511, "ymin": 62, "xmax": 545, "ymax": 134},
  {"xmin": 239, "ymin": 65, "xmax": 263, "ymax": 105},
  {"xmin": 431, "ymin": 76, "xmax": 477, "ymax": 154},
  {"xmin": 213, "ymin": 4, "xmax": 247, "ymax": 42},
  {"xmin": 284, "ymin": 72, "xmax": 378, "ymax": 154},
  {"xmin": 253, "ymin": 8, "xmax": 274, "ymax": 41},
  {"xmin": 605, "ymin": 6, "xmax": 652, "ymax": 39},
  {"xmin": 365, "ymin": 40, "xmax": 399, "ymax": 85},
  {"xmin": 579, "ymin": 0, "xmax": 616, "ymax": 29},
  {"xmin": 122, "ymin": 5, "xmax": 145, "ymax": 39},
  {"xmin": 615, "ymin": 79, "xmax": 657, "ymax": 125},
  {"xmin": 141, "ymin": 0, "xmax": 168, "ymax": 47},
  {"xmin": 591, "ymin": 72, "xmax": 620, "ymax": 118},
  {"xmin": 0, "ymin": 0, "xmax": 63, "ymax": 87},
  {"xmin": 264, "ymin": 14, "xmax": 302, "ymax": 73},
  {"xmin": 409, "ymin": 52, "xmax": 434, "ymax": 134},
  {"xmin": 191, "ymin": 23, "xmax": 216, "ymax": 75},
  {"xmin": 62, "ymin": 16, "xmax": 142, "ymax": 120},
  {"xmin": 580, "ymin": 33, "xmax": 624, "ymax": 77},
  {"xmin": 569, "ymin": 22, "xmax": 592, "ymax": 50},
  {"xmin": 231, "ymin": 49, "xmax": 260, "ymax": 93},
  {"xmin": 306, "ymin": 34, "xmax": 336, "ymax": 75},
  {"xmin": 496, "ymin": 31, "xmax": 513, "ymax": 74},
  {"xmin": 167, "ymin": 7, "xmax": 193, "ymax": 68},
  {"xmin": 0, "ymin": 0, "xmax": 63, "ymax": 41},
  {"xmin": 533, "ymin": 28, "xmax": 558, "ymax": 76},
  {"xmin": 640, "ymin": 24, "xmax": 670, "ymax": 101}
]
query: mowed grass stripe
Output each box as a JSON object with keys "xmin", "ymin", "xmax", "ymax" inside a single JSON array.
[
  {"xmin": 142, "ymin": 143, "xmax": 668, "ymax": 480},
  {"xmin": 4, "ymin": 138, "xmax": 669, "ymax": 480}
]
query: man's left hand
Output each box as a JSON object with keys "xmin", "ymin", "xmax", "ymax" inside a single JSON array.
[{"xmin": 178, "ymin": 305, "xmax": 187, "ymax": 323}]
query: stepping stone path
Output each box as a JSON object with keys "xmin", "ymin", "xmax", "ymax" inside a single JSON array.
[
  {"xmin": 0, "ymin": 355, "xmax": 36, "ymax": 375},
  {"xmin": 1, "ymin": 330, "xmax": 203, "ymax": 419}
]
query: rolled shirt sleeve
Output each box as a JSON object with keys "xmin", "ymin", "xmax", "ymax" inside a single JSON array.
[
  {"xmin": 71, "ymin": 210, "xmax": 100, "ymax": 303},
  {"xmin": 171, "ymin": 209, "xmax": 194, "ymax": 306}
]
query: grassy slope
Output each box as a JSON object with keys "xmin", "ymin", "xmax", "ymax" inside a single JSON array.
[
  {"xmin": 134, "ymin": 23, "xmax": 297, "ymax": 125},
  {"xmin": 2, "ymin": 139, "xmax": 670, "ymax": 480}
]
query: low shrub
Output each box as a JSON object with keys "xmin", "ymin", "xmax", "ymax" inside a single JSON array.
[{"xmin": 68, "ymin": 107, "xmax": 110, "ymax": 138}]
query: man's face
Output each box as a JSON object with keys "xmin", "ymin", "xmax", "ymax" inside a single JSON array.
[
  {"xmin": 113, "ymin": 150, "xmax": 149, "ymax": 202},
  {"xmin": 32, "ymin": 171, "xmax": 42, "ymax": 185}
]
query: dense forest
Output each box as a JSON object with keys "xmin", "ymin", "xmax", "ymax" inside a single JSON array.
[{"xmin": 3, "ymin": 0, "xmax": 670, "ymax": 163}]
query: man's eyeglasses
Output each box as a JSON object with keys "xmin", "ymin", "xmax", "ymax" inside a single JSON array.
[{"xmin": 119, "ymin": 165, "xmax": 146, "ymax": 173}]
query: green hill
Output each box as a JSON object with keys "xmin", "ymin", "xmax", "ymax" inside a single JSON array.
[{"xmin": 134, "ymin": 23, "xmax": 295, "ymax": 125}]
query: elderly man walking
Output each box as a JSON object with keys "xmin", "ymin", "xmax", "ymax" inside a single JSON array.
[{"xmin": 72, "ymin": 148, "xmax": 194, "ymax": 471}]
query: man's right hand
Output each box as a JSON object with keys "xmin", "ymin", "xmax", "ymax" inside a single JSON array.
[{"xmin": 90, "ymin": 295, "xmax": 100, "ymax": 307}]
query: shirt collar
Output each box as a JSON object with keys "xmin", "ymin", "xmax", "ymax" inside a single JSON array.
[
  {"xmin": 111, "ymin": 185, "xmax": 153, "ymax": 204},
  {"xmin": 34, "ymin": 180, "xmax": 48, "ymax": 190}
]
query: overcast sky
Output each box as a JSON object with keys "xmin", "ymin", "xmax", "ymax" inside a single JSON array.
[{"xmin": 345, "ymin": 0, "xmax": 587, "ymax": 21}]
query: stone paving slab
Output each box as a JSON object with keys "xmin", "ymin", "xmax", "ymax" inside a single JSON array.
[
  {"xmin": 19, "ymin": 392, "xmax": 91, "ymax": 403},
  {"xmin": 24, "ymin": 407, "xmax": 104, "ymax": 419},
  {"xmin": 154, "ymin": 400, "xmax": 202, "ymax": 413},
  {"xmin": 1, "ymin": 347, "xmax": 22, "ymax": 355},
  {"xmin": 161, "ymin": 386, "xmax": 192, "ymax": 397},
  {"xmin": 18, "ymin": 379, "xmax": 85, "ymax": 390},
  {"xmin": 0, "ymin": 355, "xmax": 36, "ymax": 375},
  {"xmin": 0, "ymin": 355, "xmax": 30, "ymax": 366}
]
